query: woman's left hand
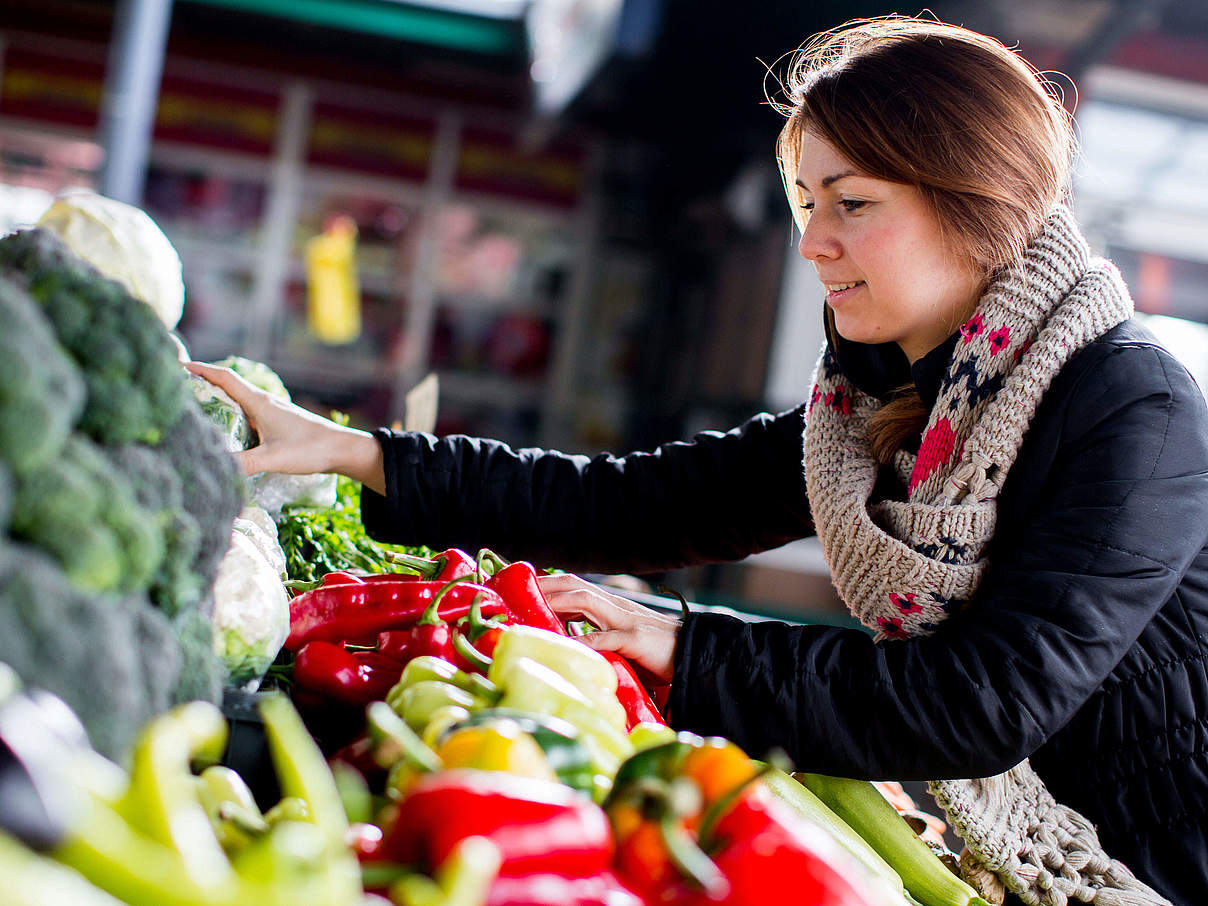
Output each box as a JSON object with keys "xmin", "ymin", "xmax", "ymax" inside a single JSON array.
[{"xmin": 537, "ymin": 573, "xmax": 681, "ymax": 683}]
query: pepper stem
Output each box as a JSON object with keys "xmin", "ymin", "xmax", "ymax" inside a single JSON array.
[
  {"xmin": 451, "ymin": 631, "xmax": 493, "ymax": 674},
  {"xmin": 695, "ymin": 752, "xmax": 789, "ymax": 853},
  {"xmin": 658, "ymin": 813, "xmax": 729, "ymax": 897},
  {"xmin": 475, "ymin": 548, "xmax": 510, "ymax": 580},
  {"xmin": 366, "ymin": 701, "xmax": 442, "ymax": 773},
  {"xmin": 383, "ymin": 549, "xmax": 444, "ymax": 579},
  {"xmin": 419, "ymin": 575, "xmax": 474, "ymax": 626},
  {"xmin": 460, "ymin": 594, "xmax": 508, "ymax": 642}
]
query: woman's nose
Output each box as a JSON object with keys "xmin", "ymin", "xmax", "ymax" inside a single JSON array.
[{"xmin": 797, "ymin": 215, "xmax": 840, "ymax": 262}]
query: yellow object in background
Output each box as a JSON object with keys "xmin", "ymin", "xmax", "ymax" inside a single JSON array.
[{"xmin": 305, "ymin": 215, "xmax": 361, "ymax": 345}]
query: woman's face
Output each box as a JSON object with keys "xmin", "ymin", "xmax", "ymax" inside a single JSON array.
[{"xmin": 795, "ymin": 130, "xmax": 984, "ymax": 362}]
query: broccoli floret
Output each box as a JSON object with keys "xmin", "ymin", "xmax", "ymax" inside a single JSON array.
[
  {"xmin": 0, "ymin": 540, "xmax": 177, "ymax": 759},
  {"xmin": 9, "ymin": 436, "xmax": 163, "ymax": 594},
  {"xmin": 0, "ymin": 275, "xmax": 86, "ymax": 475},
  {"xmin": 169, "ymin": 604, "xmax": 224, "ymax": 705},
  {"xmin": 0, "ymin": 461, "xmax": 10, "ymax": 532},
  {"xmin": 0, "ymin": 229, "xmax": 189, "ymax": 446},
  {"xmin": 107, "ymin": 443, "xmax": 205, "ymax": 617}
]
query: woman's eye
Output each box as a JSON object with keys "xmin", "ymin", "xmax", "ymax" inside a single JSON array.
[
  {"xmin": 800, "ymin": 201, "xmax": 815, "ymax": 212},
  {"xmin": 840, "ymin": 199, "xmax": 866, "ymax": 212}
]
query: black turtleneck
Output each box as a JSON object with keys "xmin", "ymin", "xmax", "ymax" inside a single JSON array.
[{"xmin": 910, "ymin": 332, "xmax": 960, "ymax": 408}]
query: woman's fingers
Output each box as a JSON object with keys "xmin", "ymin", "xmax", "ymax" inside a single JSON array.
[
  {"xmin": 185, "ymin": 360, "xmax": 265, "ymax": 410},
  {"xmin": 538, "ymin": 573, "xmax": 680, "ymax": 682}
]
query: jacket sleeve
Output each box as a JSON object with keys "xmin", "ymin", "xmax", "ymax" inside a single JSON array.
[
  {"xmin": 360, "ymin": 404, "xmax": 814, "ymax": 574},
  {"xmin": 667, "ymin": 343, "xmax": 1208, "ymax": 780}
]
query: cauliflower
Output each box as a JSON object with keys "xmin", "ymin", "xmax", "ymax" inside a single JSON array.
[
  {"xmin": 211, "ymin": 506, "xmax": 289, "ymax": 689},
  {"xmin": 35, "ymin": 190, "xmax": 185, "ymax": 329}
]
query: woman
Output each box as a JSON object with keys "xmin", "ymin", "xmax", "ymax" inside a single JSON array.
[{"xmin": 190, "ymin": 17, "xmax": 1207, "ymax": 905}]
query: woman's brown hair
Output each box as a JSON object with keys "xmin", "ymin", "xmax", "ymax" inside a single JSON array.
[{"xmin": 773, "ymin": 16, "xmax": 1077, "ymax": 461}]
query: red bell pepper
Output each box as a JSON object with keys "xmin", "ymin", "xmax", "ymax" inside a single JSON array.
[
  {"xmin": 674, "ymin": 789, "xmax": 878, "ymax": 906},
  {"xmin": 486, "ymin": 871, "xmax": 644, "ymax": 906},
  {"xmin": 602, "ymin": 651, "xmax": 666, "ymax": 730},
  {"xmin": 292, "ymin": 641, "xmax": 403, "ymax": 704},
  {"xmin": 480, "ymin": 551, "xmax": 566, "ymax": 635},
  {"xmin": 287, "ymin": 580, "xmax": 507, "ymax": 650},
  {"xmin": 380, "ymin": 769, "xmax": 613, "ymax": 879}
]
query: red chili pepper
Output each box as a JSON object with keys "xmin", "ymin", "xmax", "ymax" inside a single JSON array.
[
  {"xmin": 385, "ymin": 548, "xmax": 478, "ymax": 582},
  {"xmin": 480, "ymin": 551, "xmax": 566, "ymax": 635},
  {"xmin": 321, "ymin": 570, "xmax": 366, "ymax": 587},
  {"xmin": 406, "ymin": 580, "xmax": 465, "ymax": 662},
  {"xmin": 485, "ymin": 871, "xmax": 645, "ymax": 906},
  {"xmin": 331, "ymin": 733, "xmax": 387, "ymax": 785},
  {"xmin": 380, "ymin": 769, "xmax": 613, "ymax": 878},
  {"xmin": 376, "ymin": 630, "xmax": 411, "ymax": 662},
  {"xmin": 457, "ymin": 593, "xmax": 510, "ymax": 660},
  {"xmin": 287, "ymin": 580, "xmax": 507, "ymax": 650},
  {"xmin": 291, "ymin": 641, "xmax": 404, "ymax": 704},
  {"xmin": 601, "ymin": 652, "xmax": 666, "ymax": 730}
]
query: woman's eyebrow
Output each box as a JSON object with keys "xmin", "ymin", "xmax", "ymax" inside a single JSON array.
[{"xmin": 795, "ymin": 171, "xmax": 859, "ymax": 190}]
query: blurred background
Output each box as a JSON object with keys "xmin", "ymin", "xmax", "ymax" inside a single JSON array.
[{"xmin": 3, "ymin": 0, "xmax": 1208, "ymax": 620}]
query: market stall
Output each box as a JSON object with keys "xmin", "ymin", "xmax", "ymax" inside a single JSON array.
[{"xmin": 0, "ymin": 196, "xmax": 991, "ymax": 905}]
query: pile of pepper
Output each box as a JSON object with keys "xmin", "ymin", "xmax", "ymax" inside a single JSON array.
[
  {"xmin": 0, "ymin": 685, "xmax": 363, "ymax": 906},
  {"xmin": 266, "ymin": 550, "xmax": 985, "ymax": 906},
  {"xmin": 281, "ymin": 548, "xmax": 664, "ymax": 736}
]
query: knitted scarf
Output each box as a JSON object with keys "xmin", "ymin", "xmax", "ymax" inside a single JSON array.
[{"xmin": 802, "ymin": 206, "xmax": 1171, "ymax": 906}]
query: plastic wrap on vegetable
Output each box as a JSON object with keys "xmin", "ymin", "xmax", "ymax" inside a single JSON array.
[
  {"xmin": 248, "ymin": 472, "xmax": 337, "ymax": 521},
  {"xmin": 211, "ymin": 506, "xmax": 290, "ymax": 690},
  {"xmin": 189, "ymin": 358, "xmax": 337, "ymax": 519},
  {"xmin": 213, "ymin": 355, "xmax": 290, "ymax": 400},
  {"xmin": 188, "ymin": 375, "xmax": 257, "ymax": 453}
]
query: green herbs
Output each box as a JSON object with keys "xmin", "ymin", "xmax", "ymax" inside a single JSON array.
[{"xmin": 276, "ymin": 476, "xmax": 433, "ymax": 584}]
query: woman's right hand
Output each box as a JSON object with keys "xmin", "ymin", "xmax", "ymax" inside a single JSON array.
[{"xmin": 185, "ymin": 361, "xmax": 386, "ymax": 494}]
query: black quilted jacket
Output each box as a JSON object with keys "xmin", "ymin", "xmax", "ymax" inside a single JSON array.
[{"xmin": 363, "ymin": 319, "xmax": 1208, "ymax": 903}]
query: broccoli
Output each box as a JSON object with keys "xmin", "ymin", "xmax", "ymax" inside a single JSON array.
[
  {"xmin": 0, "ymin": 275, "xmax": 86, "ymax": 475},
  {"xmin": 0, "ymin": 540, "xmax": 181, "ymax": 759},
  {"xmin": 0, "ymin": 461, "xmax": 10, "ymax": 532},
  {"xmin": 8, "ymin": 436, "xmax": 164, "ymax": 594},
  {"xmin": 0, "ymin": 229, "xmax": 189, "ymax": 447},
  {"xmin": 0, "ymin": 228, "xmax": 247, "ymax": 760},
  {"xmin": 108, "ymin": 443, "xmax": 203, "ymax": 617},
  {"xmin": 156, "ymin": 401, "xmax": 245, "ymax": 616}
]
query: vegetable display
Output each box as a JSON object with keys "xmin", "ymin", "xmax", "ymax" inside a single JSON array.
[
  {"xmin": 0, "ymin": 685, "xmax": 361, "ymax": 905},
  {"xmin": 0, "ymin": 211, "xmax": 990, "ymax": 905},
  {"xmin": 0, "ymin": 228, "xmax": 242, "ymax": 757}
]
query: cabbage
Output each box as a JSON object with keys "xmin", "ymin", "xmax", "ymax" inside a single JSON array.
[
  {"xmin": 214, "ymin": 355, "xmax": 291, "ymax": 401},
  {"xmin": 211, "ymin": 506, "xmax": 289, "ymax": 689},
  {"xmin": 186, "ymin": 374, "xmax": 257, "ymax": 453},
  {"xmin": 36, "ymin": 192, "xmax": 185, "ymax": 329},
  {"xmin": 186, "ymin": 363, "xmax": 337, "ymax": 518}
]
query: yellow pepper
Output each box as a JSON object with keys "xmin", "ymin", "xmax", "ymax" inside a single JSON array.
[{"xmin": 434, "ymin": 719, "xmax": 557, "ymax": 783}]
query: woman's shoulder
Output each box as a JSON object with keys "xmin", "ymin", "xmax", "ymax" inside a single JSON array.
[
  {"xmin": 1058, "ymin": 317, "xmax": 1205, "ymax": 403},
  {"xmin": 1040, "ymin": 317, "xmax": 1208, "ymax": 457}
]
